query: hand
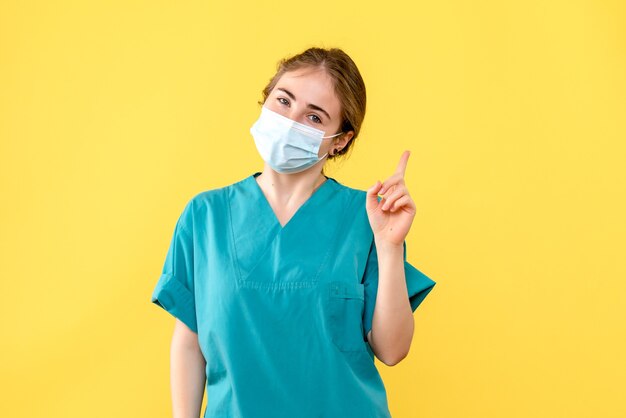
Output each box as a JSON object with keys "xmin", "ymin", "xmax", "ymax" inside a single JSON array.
[{"xmin": 365, "ymin": 150, "xmax": 417, "ymax": 247}]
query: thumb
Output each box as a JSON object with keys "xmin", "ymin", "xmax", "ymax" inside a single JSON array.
[{"xmin": 366, "ymin": 180, "xmax": 382, "ymax": 212}]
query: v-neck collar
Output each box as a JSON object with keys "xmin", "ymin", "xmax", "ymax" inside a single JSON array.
[
  {"xmin": 248, "ymin": 171, "xmax": 336, "ymax": 231},
  {"xmin": 231, "ymin": 171, "xmax": 349, "ymax": 289}
]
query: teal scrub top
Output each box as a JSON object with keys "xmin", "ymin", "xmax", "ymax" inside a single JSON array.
[{"xmin": 151, "ymin": 171, "xmax": 437, "ymax": 418}]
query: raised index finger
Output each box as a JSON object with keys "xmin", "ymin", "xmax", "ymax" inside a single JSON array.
[{"xmin": 395, "ymin": 150, "xmax": 411, "ymax": 177}]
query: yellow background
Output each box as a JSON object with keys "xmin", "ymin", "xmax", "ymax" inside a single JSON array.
[{"xmin": 1, "ymin": 1, "xmax": 625, "ymax": 417}]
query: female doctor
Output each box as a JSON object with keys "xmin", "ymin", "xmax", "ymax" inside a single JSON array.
[{"xmin": 151, "ymin": 46, "xmax": 436, "ymax": 418}]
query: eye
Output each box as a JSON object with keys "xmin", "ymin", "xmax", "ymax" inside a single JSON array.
[
  {"xmin": 308, "ymin": 114, "xmax": 322, "ymax": 124},
  {"xmin": 277, "ymin": 97, "xmax": 289, "ymax": 106}
]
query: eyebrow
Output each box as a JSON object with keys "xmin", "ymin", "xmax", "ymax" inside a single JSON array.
[{"xmin": 275, "ymin": 87, "xmax": 331, "ymax": 121}]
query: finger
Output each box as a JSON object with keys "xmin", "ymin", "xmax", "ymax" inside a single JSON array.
[
  {"xmin": 394, "ymin": 150, "xmax": 411, "ymax": 177},
  {"xmin": 366, "ymin": 180, "xmax": 383, "ymax": 211},
  {"xmin": 390, "ymin": 195, "xmax": 413, "ymax": 212},
  {"xmin": 379, "ymin": 174, "xmax": 404, "ymax": 197},
  {"xmin": 381, "ymin": 187, "xmax": 407, "ymax": 210}
]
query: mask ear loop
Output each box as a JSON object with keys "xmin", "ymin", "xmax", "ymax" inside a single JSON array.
[
  {"xmin": 325, "ymin": 131, "xmax": 346, "ymax": 158},
  {"xmin": 319, "ymin": 135, "xmax": 340, "ymax": 160},
  {"xmin": 321, "ymin": 132, "xmax": 344, "ymax": 139}
]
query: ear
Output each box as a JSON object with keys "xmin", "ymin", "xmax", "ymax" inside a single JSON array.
[{"xmin": 336, "ymin": 130, "xmax": 355, "ymax": 149}]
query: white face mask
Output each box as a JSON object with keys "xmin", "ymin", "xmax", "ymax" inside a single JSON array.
[{"xmin": 250, "ymin": 106, "xmax": 344, "ymax": 174}]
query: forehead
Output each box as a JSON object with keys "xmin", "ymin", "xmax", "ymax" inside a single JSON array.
[{"xmin": 273, "ymin": 68, "xmax": 341, "ymax": 116}]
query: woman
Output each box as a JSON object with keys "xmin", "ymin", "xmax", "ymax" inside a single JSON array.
[{"xmin": 151, "ymin": 47, "xmax": 436, "ymax": 418}]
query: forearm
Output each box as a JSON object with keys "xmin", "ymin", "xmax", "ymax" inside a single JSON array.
[
  {"xmin": 170, "ymin": 323, "xmax": 207, "ymax": 418},
  {"xmin": 369, "ymin": 238, "xmax": 414, "ymax": 366}
]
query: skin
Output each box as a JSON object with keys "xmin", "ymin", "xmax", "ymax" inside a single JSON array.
[
  {"xmin": 170, "ymin": 66, "xmax": 418, "ymax": 415},
  {"xmin": 171, "ymin": 320, "xmax": 206, "ymax": 418},
  {"xmin": 364, "ymin": 151, "xmax": 418, "ymax": 366}
]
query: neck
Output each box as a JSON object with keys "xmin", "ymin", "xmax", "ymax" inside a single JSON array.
[{"xmin": 256, "ymin": 165, "xmax": 327, "ymax": 200}]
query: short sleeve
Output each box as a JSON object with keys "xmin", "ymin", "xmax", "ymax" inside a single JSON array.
[
  {"xmin": 150, "ymin": 200, "xmax": 198, "ymax": 333},
  {"xmin": 361, "ymin": 238, "xmax": 437, "ymax": 340}
]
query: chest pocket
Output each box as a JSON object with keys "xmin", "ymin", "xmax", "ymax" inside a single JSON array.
[{"xmin": 325, "ymin": 281, "xmax": 367, "ymax": 352}]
